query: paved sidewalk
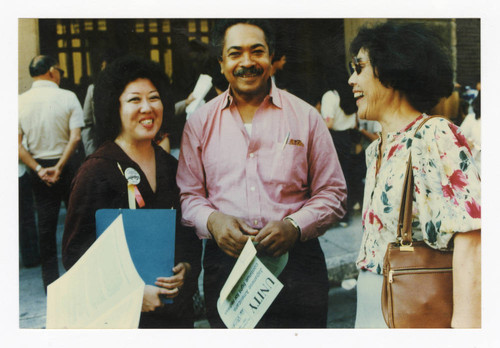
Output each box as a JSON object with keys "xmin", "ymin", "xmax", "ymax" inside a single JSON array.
[
  {"xmin": 19, "ymin": 207, "xmax": 363, "ymax": 329},
  {"xmin": 319, "ymin": 212, "xmax": 363, "ymax": 285}
]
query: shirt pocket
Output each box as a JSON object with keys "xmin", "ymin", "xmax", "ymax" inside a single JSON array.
[{"xmin": 267, "ymin": 141, "xmax": 308, "ymax": 190}]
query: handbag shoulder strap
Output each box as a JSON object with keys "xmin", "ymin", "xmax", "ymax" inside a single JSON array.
[{"xmin": 397, "ymin": 115, "xmax": 442, "ymax": 245}]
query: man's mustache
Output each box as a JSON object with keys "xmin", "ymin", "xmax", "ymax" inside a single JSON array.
[{"xmin": 234, "ymin": 66, "xmax": 264, "ymax": 77}]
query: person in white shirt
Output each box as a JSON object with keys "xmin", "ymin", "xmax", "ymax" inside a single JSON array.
[
  {"xmin": 18, "ymin": 55, "xmax": 84, "ymax": 291},
  {"xmin": 320, "ymin": 69, "xmax": 358, "ymax": 226},
  {"xmin": 460, "ymin": 91, "xmax": 481, "ymax": 172}
]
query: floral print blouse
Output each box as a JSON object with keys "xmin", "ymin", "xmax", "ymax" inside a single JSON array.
[{"xmin": 357, "ymin": 115, "xmax": 481, "ymax": 274}]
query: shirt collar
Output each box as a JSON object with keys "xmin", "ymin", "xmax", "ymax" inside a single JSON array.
[
  {"xmin": 268, "ymin": 78, "xmax": 282, "ymax": 108},
  {"xmin": 221, "ymin": 78, "xmax": 282, "ymax": 110},
  {"xmin": 32, "ymin": 80, "xmax": 59, "ymax": 89},
  {"xmin": 383, "ymin": 114, "xmax": 426, "ymax": 141}
]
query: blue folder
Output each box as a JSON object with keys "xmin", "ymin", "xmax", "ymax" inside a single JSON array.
[{"xmin": 96, "ymin": 209, "xmax": 176, "ymax": 303}]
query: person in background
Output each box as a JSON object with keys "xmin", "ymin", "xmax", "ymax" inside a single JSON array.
[
  {"xmin": 169, "ymin": 40, "xmax": 220, "ymax": 157},
  {"xmin": 270, "ymin": 50, "xmax": 287, "ymax": 88},
  {"xmin": 351, "ymin": 118, "xmax": 382, "ymax": 210},
  {"xmin": 156, "ymin": 93, "xmax": 195, "ymax": 154},
  {"xmin": 460, "ymin": 90, "xmax": 481, "ymax": 172},
  {"xmin": 177, "ymin": 19, "xmax": 346, "ymax": 328},
  {"xmin": 81, "ymin": 53, "xmax": 117, "ymax": 157},
  {"xmin": 19, "ymin": 55, "xmax": 84, "ymax": 292},
  {"xmin": 348, "ymin": 22, "xmax": 481, "ymax": 328},
  {"xmin": 62, "ymin": 56, "xmax": 201, "ymax": 328},
  {"xmin": 211, "ymin": 72, "xmax": 229, "ymax": 96},
  {"xmin": 357, "ymin": 116, "xmax": 381, "ymax": 144},
  {"xmin": 18, "ymin": 152, "xmax": 40, "ymax": 268},
  {"xmin": 320, "ymin": 67, "xmax": 358, "ymax": 226}
]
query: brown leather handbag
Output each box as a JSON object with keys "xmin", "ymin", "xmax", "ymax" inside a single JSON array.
[{"xmin": 381, "ymin": 116, "xmax": 453, "ymax": 328}]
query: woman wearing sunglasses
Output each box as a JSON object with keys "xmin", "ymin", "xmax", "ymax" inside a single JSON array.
[{"xmin": 348, "ymin": 22, "xmax": 481, "ymax": 328}]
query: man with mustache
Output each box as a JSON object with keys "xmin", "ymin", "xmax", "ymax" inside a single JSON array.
[{"xmin": 177, "ymin": 19, "xmax": 347, "ymax": 328}]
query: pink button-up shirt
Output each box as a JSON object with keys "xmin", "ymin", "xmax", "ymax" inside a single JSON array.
[{"xmin": 177, "ymin": 82, "xmax": 347, "ymax": 241}]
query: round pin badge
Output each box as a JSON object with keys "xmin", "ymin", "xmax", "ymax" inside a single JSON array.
[{"xmin": 124, "ymin": 167, "xmax": 141, "ymax": 185}]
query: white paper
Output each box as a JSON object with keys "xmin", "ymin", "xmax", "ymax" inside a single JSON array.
[
  {"xmin": 258, "ymin": 249, "xmax": 288, "ymax": 277},
  {"xmin": 217, "ymin": 239, "xmax": 284, "ymax": 328},
  {"xmin": 46, "ymin": 215, "xmax": 145, "ymax": 329},
  {"xmin": 219, "ymin": 238, "xmax": 257, "ymax": 302},
  {"xmin": 185, "ymin": 74, "xmax": 212, "ymax": 116}
]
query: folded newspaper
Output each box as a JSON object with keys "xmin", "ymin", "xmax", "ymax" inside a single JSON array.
[{"xmin": 217, "ymin": 238, "xmax": 288, "ymax": 328}]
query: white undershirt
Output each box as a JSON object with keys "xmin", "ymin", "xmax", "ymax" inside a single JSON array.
[{"xmin": 244, "ymin": 123, "xmax": 252, "ymax": 136}]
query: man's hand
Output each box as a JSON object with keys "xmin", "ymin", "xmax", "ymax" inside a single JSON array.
[
  {"xmin": 185, "ymin": 92, "xmax": 195, "ymax": 106},
  {"xmin": 42, "ymin": 166, "xmax": 62, "ymax": 186},
  {"xmin": 254, "ymin": 220, "xmax": 299, "ymax": 257},
  {"xmin": 207, "ymin": 211, "xmax": 258, "ymax": 258},
  {"xmin": 36, "ymin": 167, "xmax": 57, "ymax": 187},
  {"xmin": 37, "ymin": 167, "xmax": 49, "ymax": 180}
]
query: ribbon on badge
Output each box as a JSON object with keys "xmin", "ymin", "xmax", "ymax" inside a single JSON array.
[
  {"xmin": 127, "ymin": 183, "xmax": 136, "ymax": 209},
  {"xmin": 134, "ymin": 185, "xmax": 145, "ymax": 208}
]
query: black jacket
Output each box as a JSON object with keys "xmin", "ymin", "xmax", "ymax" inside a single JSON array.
[{"xmin": 63, "ymin": 141, "xmax": 201, "ymax": 327}]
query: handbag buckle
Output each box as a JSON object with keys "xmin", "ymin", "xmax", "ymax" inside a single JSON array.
[{"xmin": 400, "ymin": 242, "xmax": 414, "ymax": 252}]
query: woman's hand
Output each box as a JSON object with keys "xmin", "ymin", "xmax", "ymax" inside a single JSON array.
[
  {"xmin": 452, "ymin": 230, "xmax": 481, "ymax": 328},
  {"xmin": 154, "ymin": 262, "xmax": 192, "ymax": 299},
  {"xmin": 142, "ymin": 285, "xmax": 164, "ymax": 312}
]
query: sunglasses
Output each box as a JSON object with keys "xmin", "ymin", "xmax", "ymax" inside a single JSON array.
[{"xmin": 349, "ymin": 57, "xmax": 369, "ymax": 75}]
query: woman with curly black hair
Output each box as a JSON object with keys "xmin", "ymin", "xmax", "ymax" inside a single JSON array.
[
  {"xmin": 62, "ymin": 55, "xmax": 201, "ymax": 328},
  {"xmin": 349, "ymin": 22, "xmax": 481, "ymax": 328}
]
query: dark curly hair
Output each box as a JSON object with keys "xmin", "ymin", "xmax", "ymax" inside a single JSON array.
[
  {"xmin": 93, "ymin": 55, "xmax": 174, "ymax": 146},
  {"xmin": 350, "ymin": 22, "xmax": 454, "ymax": 113},
  {"xmin": 211, "ymin": 19, "xmax": 275, "ymax": 59}
]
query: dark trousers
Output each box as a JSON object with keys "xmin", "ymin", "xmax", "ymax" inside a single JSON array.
[
  {"xmin": 19, "ymin": 172, "xmax": 40, "ymax": 267},
  {"xmin": 30, "ymin": 159, "xmax": 73, "ymax": 291},
  {"xmin": 139, "ymin": 307, "xmax": 194, "ymax": 328},
  {"xmin": 203, "ymin": 238, "xmax": 329, "ymax": 328},
  {"xmin": 330, "ymin": 129, "xmax": 357, "ymax": 221},
  {"xmin": 350, "ymin": 150, "xmax": 367, "ymax": 208}
]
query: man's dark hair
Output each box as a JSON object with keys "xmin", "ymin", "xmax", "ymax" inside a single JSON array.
[
  {"xmin": 350, "ymin": 22, "xmax": 454, "ymax": 113},
  {"xmin": 271, "ymin": 45, "xmax": 286, "ymax": 63},
  {"xmin": 211, "ymin": 19, "xmax": 275, "ymax": 59},
  {"xmin": 29, "ymin": 55, "xmax": 58, "ymax": 77},
  {"xmin": 93, "ymin": 55, "xmax": 174, "ymax": 146}
]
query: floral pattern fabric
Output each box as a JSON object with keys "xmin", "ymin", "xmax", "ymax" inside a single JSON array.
[{"xmin": 357, "ymin": 115, "xmax": 481, "ymax": 274}]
